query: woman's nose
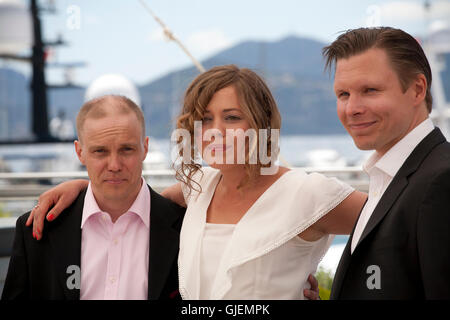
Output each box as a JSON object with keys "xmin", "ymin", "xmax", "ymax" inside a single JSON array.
[
  {"xmin": 209, "ymin": 119, "xmax": 225, "ymax": 141},
  {"xmin": 212, "ymin": 118, "xmax": 226, "ymax": 135}
]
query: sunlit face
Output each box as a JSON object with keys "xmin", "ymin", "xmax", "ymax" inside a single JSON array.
[
  {"xmin": 75, "ymin": 111, "xmax": 149, "ymax": 206},
  {"xmin": 334, "ymin": 48, "xmax": 424, "ymax": 156},
  {"xmin": 198, "ymin": 86, "xmax": 252, "ymax": 168}
]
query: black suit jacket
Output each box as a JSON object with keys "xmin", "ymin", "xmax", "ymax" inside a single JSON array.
[
  {"xmin": 331, "ymin": 128, "xmax": 450, "ymax": 299},
  {"xmin": 1, "ymin": 185, "xmax": 185, "ymax": 300}
]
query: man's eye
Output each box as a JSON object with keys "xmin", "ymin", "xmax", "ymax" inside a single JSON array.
[
  {"xmin": 338, "ymin": 92, "xmax": 349, "ymax": 98},
  {"xmin": 366, "ymin": 88, "xmax": 377, "ymax": 93},
  {"xmin": 94, "ymin": 149, "xmax": 105, "ymax": 154}
]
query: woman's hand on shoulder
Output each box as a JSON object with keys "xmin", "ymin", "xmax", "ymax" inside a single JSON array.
[
  {"xmin": 161, "ymin": 183, "xmax": 187, "ymax": 208},
  {"xmin": 26, "ymin": 179, "xmax": 89, "ymax": 240}
]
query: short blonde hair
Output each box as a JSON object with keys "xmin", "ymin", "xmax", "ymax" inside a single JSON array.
[{"xmin": 76, "ymin": 95, "xmax": 146, "ymax": 141}]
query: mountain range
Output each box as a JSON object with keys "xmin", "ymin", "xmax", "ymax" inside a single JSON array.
[
  {"xmin": 1, "ymin": 35, "xmax": 352, "ymax": 140},
  {"xmin": 138, "ymin": 35, "xmax": 345, "ymax": 138}
]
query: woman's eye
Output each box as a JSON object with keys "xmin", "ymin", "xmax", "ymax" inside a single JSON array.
[
  {"xmin": 226, "ymin": 115, "xmax": 241, "ymax": 121},
  {"xmin": 202, "ymin": 117, "xmax": 212, "ymax": 122}
]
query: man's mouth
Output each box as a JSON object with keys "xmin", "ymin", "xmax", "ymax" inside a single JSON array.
[
  {"xmin": 349, "ymin": 121, "xmax": 377, "ymax": 130},
  {"xmin": 104, "ymin": 179, "xmax": 126, "ymax": 185}
]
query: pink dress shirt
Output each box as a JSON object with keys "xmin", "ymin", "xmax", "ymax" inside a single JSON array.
[{"xmin": 80, "ymin": 178, "xmax": 150, "ymax": 300}]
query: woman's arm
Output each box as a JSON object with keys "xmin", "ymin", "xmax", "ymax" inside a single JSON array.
[
  {"xmin": 26, "ymin": 179, "xmax": 89, "ymax": 240},
  {"xmin": 313, "ymin": 190, "xmax": 367, "ymax": 236},
  {"xmin": 160, "ymin": 182, "xmax": 187, "ymax": 208}
]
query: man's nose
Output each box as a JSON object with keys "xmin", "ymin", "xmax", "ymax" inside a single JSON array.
[
  {"xmin": 107, "ymin": 153, "xmax": 122, "ymax": 172},
  {"xmin": 346, "ymin": 94, "xmax": 365, "ymax": 117}
]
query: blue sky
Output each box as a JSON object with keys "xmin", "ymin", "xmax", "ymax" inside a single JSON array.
[{"xmin": 8, "ymin": 0, "xmax": 450, "ymax": 86}]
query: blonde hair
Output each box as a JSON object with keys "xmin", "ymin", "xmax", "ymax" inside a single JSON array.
[
  {"xmin": 175, "ymin": 64, "xmax": 281, "ymax": 193},
  {"xmin": 76, "ymin": 95, "xmax": 146, "ymax": 141}
]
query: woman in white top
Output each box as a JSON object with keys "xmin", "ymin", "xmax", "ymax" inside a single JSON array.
[{"xmin": 28, "ymin": 65, "xmax": 366, "ymax": 299}]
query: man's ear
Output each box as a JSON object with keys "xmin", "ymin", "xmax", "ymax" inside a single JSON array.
[
  {"xmin": 411, "ymin": 74, "xmax": 427, "ymax": 107},
  {"xmin": 142, "ymin": 136, "xmax": 149, "ymax": 160},
  {"xmin": 74, "ymin": 140, "xmax": 85, "ymax": 165}
]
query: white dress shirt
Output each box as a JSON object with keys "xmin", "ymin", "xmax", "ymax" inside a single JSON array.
[
  {"xmin": 80, "ymin": 178, "xmax": 150, "ymax": 299},
  {"xmin": 351, "ymin": 118, "xmax": 435, "ymax": 254}
]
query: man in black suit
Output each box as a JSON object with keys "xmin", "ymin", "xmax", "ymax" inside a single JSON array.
[
  {"xmin": 323, "ymin": 27, "xmax": 450, "ymax": 299},
  {"xmin": 2, "ymin": 95, "xmax": 185, "ymax": 300}
]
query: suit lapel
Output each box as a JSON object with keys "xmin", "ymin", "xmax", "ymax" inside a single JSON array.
[
  {"xmin": 47, "ymin": 190, "xmax": 86, "ymax": 300},
  {"xmin": 354, "ymin": 128, "xmax": 445, "ymax": 251},
  {"xmin": 354, "ymin": 177, "xmax": 408, "ymax": 250},
  {"xmin": 147, "ymin": 187, "xmax": 182, "ymax": 300}
]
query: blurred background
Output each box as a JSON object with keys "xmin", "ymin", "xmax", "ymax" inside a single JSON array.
[{"xmin": 0, "ymin": 0, "xmax": 449, "ymax": 298}]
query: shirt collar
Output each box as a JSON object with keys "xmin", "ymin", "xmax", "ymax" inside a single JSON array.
[
  {"xmin": 363, "ymin": 118, "xmax": 434, "ymax": 178},
  {"xmin": 81, "ymin": 177, "xmax": 150, "ymax": 229},
  {"xmin": 128, "ymin": 177, "xmax": 151, "ymax": 228}
]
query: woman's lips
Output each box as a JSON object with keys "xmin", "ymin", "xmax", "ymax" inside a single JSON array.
[{"xmin": 206, "ymin": 144, "xmax": 232, "ymax": 152}]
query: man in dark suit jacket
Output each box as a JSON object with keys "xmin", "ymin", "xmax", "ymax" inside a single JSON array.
[
  {"xmin": 2, "ymin": 188, "xmax": 184, "ymax": 300},
  {"xmin": 323, "ymin": 27, "xmax": 450, "ymax": 299},
  {"xmin": 2, "ymin": 95, "xmax": 185, "ymax": 300}
]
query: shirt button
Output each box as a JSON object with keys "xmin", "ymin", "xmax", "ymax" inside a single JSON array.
[
  {"xmin": 110, "ymin": 276, "xmax": 116, "ymax": 284},
  {"xmin": 113, "ymin": 239, "xmax": 118, "ymax": 245}
]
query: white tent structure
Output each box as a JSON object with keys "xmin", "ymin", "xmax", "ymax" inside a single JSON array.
[{"xmin": 84, "ymin": 73, "xmax": 141, "ymax": 107}]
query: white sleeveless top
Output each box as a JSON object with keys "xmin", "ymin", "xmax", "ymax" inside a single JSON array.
[
  {"xmin": 199, "ymin": 223, "xmax": 235, "ymax": 299},
  {"xmin": 178, "ymin": 167, "xmax": 354, "ymax": 300}
]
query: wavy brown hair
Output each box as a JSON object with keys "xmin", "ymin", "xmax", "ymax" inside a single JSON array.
[{"xmin": 174, "ymin": 64, "xmax": 282, "ymax": 194}]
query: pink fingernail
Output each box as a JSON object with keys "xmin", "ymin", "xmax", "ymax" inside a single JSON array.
[{"xmin": 47, "ymin": 214, "xmax": 54, "ymax": 221}]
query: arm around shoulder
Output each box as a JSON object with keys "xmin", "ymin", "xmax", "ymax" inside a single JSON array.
[
  {"xmin": 296, "ymin": 172, "xmax": 367, "ymax": 240},
  {"xmin": 161, "ymin": 182, "xmax": 187, "ymax": 208},
  {"xmin": 312, "ymin": 189, "xmax": 367, "ymax": 236}
]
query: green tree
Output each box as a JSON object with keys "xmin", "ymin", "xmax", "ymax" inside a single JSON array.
[
  {"xmin": 0, "ymin": 202, "xmax": 11, "ymax": 218},
  {"xmin": 315, "ymin": 267, "xmax": 334, "ymax": 300}
]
